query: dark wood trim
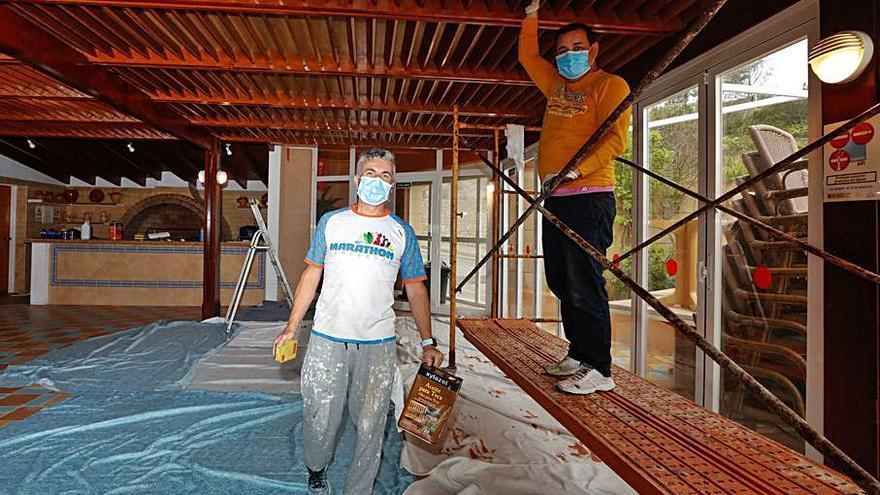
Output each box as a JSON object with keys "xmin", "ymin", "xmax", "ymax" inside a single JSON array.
[
  {"xmin": 821, "ymin": 0, "xmax": 880, "ymax": 479},
  {"xmin": 202, "ymin": 140, "xmax": 221, "ymax": 319}
]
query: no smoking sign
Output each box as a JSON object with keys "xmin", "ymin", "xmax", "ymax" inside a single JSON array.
[{"xmin": 824, "ymin": 115, "xmax": 880, "ymax": 202}]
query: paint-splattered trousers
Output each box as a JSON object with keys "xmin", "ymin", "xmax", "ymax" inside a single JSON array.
[{"xmin": 301, "ymin": 333, "xmax": 396, "ymax": 495}]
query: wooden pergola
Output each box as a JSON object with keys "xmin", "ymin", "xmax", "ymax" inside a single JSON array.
[
  {"xmin": 0, "ymin": 0, "xmax": 729, "ymax": 317},
  {"xmin": 0, "ymin": 0, "xmax": 812, "ymax": 303}
]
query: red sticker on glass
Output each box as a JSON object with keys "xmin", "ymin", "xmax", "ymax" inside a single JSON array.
[
  {"xmin": 612, "ymin": 253, "xmax": 621, "ymax": 268},
  {"xmin": 753, "ymin": 266, "xmax": 772, "ymax": 289},
  {"xmin": 666, "ymin": 258, "xmax": 678, "ymax": 277}
]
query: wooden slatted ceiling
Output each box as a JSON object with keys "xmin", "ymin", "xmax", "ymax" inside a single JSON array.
[{"xmin": 0, "ymin": 0, "xmax": 706, "ymax": 184}]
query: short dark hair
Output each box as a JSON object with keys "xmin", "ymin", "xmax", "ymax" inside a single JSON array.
[{"xmin": 555, "ymin": 22, "xmax": 595, "ymax": 46}]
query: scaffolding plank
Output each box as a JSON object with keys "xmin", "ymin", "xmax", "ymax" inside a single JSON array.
[{"xmin": 456, "ymin": 317, "xmax": 862, "ymax": 495}]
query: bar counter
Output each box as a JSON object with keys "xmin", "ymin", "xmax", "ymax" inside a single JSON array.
[{"xmin": 29, "ymin": 239, "xmax": 266, "ymax": 306}]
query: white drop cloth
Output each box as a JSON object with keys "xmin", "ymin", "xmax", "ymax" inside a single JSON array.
[
  {"xmin": 192, "ymin": 317, "xmax": 634, "ymax": 494},
  {"xmin": 396, "ymin": 318, "xmax": 634, "ymax": 495}
]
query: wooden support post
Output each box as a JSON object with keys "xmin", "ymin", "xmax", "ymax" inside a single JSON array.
[
  {"xmin": 491, "ymin": 128, "xmax": 501, "ymax": 318},
  {"xmin": 202, "ymin": 140, "xmax": 221, "ymax": 319},
  {"xmin": 449, "ymin": 105, "xmax": 460, "ymax": 371}
]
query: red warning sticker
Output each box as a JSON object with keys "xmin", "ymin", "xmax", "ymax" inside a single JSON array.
[
  {"xmin": 753, "ymin": 266, "xmax": 772, "ymax": 289},
  {"xmin": 852, "ymin": 122, "xmax": 875, "ymax": 145},
  {"xmin": 829, "ymin": 149, "xmax": 850, "ymax": 171},
  {"xmin": 666, "ymin": 258, "xmax": 678, "ymax": 277},
  {"xmin": 830, "ymin": 131, "xmax": 850, "ymax": 149}
]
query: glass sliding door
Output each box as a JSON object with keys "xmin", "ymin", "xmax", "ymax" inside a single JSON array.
[
  {"xmin": 608, "ymin": 126, "xmax": 635, "ymax": 370},
  {"xmin": 642, "ymin": 84, "xmax": 701, "ymax": 400},
  {"xmin": 442, "ymin": 174, "xmax": 491, "ymax": 311},
  {"xmin": 717, "ymin": 39, "xmax": 810, "ymax": 451}
]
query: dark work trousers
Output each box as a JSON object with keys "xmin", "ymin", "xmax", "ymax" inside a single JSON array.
[{"xmin": 542, "ymin": 192, "xmax": 615, "ymax": 377}]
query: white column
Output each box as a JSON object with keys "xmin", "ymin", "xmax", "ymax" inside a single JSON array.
[
  {"xmin": 430, "ymin": 150, "xmax": 443, "ymax": 311},
  {"xmin": 29, "ymin": 242, "xmax": 49, "ymax": 305},
  {"xmin": 805, "ymin": 8, "xmax": 823, "ymax": 462},
  {"xmin": 265, "ymin": 145, "xmax": 282, "ymax": 302}
]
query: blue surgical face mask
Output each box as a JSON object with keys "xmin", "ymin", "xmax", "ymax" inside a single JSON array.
[
  {"xmin": 555, "ymin": 50, "xmax": 590, "ymax": 80},
  {"xmin": 357, "ymin": 176, "xmax": 393, "ymax": 206}
]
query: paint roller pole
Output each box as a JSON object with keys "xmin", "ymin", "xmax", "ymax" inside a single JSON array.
[{"xmin": 448, "ymin": 105, "xmax": 460, "ymax": 371}]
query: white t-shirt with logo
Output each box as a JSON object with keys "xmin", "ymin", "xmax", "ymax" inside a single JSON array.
[{"xmin": 305, "ymin": 206, "xmax": 427, "ymax": 344}]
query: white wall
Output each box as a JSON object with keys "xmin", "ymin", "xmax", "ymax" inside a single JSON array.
[
  {"xmin": 0, "ymin": 155, "xmax": 64, "ymax": 185},
  {"xmin": 0, "ymin": 153, "xmax": 267, "ymax": 191}
]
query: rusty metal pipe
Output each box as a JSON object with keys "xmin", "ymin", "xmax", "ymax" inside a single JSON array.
[
  {"xmin": 613, "ymin": 156, "xmax": 880, "ymax": 286},
  {"xmin": 613, "ymin": 102, "xmax": 880, "ymax": 266}
]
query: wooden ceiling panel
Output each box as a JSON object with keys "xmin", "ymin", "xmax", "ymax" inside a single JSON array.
[{"xmin": 0, "ymin": 0, "xmax": 710, "ymax": 170}]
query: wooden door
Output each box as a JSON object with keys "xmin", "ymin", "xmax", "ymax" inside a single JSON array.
[{"xmin": 0, "ymin": 185, "xmax": 10, "ymax": 295}]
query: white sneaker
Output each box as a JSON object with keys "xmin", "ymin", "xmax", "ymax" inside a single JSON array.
[
  {"xmin": 557, "ymin": 366, "xmax": 616, "ymax": 395},
  {"xmin": 545, "ymin": 356, "xmax": 582, "ymax": 376}
]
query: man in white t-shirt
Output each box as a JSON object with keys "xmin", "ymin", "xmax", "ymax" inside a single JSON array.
[{"xmin": 273, "ymin": 148, "xmax": 443, "ymax": 495}]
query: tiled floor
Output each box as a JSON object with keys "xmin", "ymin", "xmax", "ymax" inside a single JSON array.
[
  {"xmin": 0, "ymin": 386, "xmax": 69, "ymax": 428},
  {"xmin": 0, "ymin": 304, "xmax": 201, "ymax": 427}
]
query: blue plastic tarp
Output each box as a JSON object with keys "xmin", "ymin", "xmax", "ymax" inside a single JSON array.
[{"xmin": 0, "ymin": 321, "xmax": 412, "ymax": 494}]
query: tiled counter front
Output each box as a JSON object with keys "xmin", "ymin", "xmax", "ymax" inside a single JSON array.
[{"xmin": 30, "ymin": 241, "xmax": 265, "ymax": 306}]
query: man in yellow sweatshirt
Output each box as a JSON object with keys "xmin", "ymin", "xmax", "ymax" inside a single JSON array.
[{"xmin": 519, "ymin": 0, "xmax": 631, "ymax": 395}]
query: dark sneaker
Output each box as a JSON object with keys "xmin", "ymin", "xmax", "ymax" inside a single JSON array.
[{"xmin": 308, "ymin": 468, "xmax": 331, "ymax": 495}]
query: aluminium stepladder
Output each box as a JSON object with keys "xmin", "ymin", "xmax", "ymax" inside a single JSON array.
[{"xmin": 225, "ymin": 199, "xmax": 294, "ymax": 334}]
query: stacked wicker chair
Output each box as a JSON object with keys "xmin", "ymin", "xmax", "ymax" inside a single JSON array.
[{"xmin": 720, "ymin": 125, "xmax": 809, "ymax": 442}]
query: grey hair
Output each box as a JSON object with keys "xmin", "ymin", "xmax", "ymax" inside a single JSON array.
[{"xmin": 355, "ymin": 148, "xmax": 396, "ymax": 175}]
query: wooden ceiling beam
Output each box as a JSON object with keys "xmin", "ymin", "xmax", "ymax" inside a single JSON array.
[
  {"xmin": 193, "ymin": 118, "xmax": 529, "ymax": 138},
  {"xmin": 0, "ymin": 121, "xmax": 173, "ymax": 139},
  {"xmin": 218, "ymin": 132, "xmax": 493, "ymax": 151},
  {"xmin": 11, "ymin": 0, "xmax": 683, "ymax": 34},
  {"xmin": 158, "ymin": 95, "xmax": 537, "ymax": 119},
  {"xmin": 0, "ymin": 5, "xmax": 216, "ymax": 149},
  {"xmin": 95, "ymin": 55, "xmax": 534, "ymax": 85}
]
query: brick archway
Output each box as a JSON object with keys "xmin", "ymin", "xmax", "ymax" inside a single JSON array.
[{"xmin": 120, "ymin": 193, "xmax": 231, "ymax": 241}]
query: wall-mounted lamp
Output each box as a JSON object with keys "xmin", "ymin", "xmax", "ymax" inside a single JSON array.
[
  {"xmin": 198, "ymin": 169, "xmax": 228, "ymax": 185},
  {"xmin": 126, "ymin": 142, "xmax": 135, "ymax": 153},
  {"xmin": 225, "ymin": 143, "xmax": 232, "ymax": 156},
  {"xmin": 809, "ymin": 30, "xmax": 874, "ymax": 84},
  {"xmin": 27, "ymin": 139, "xmax": 36, "ymax": 149}
]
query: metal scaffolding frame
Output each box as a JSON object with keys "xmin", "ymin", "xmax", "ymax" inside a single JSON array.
[
  {"xmin": 439, "ymin": 0, "xmax": 880, "ymax": 488},
  {"xmin": 449, "ymin": 103, "xmax": 880, "ymax": 492},
  {"xmin": 444, "ymin": 0, "xmax": 880, "ymax": 488}
]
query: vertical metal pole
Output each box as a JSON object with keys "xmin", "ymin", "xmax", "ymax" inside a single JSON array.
[
  {"xmin": 515, "ymin": 145, "xmax": 525, "ymax": 319},
  {"xmin": 202, "ymin": 140, "xmax": 221, "ymax": 319},
  {"xmin": 491, "ymin": 129, "xmax": 501, "ymax": 318},
  {"xmin": 449, "ymin": 106, "xmax": 460, "ymax": 370},
  {"xmin": 534, "ymin": 160, "xmax": 543, "ymax": 321}
]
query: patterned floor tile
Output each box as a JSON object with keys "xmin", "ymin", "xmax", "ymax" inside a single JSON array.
[{"xmin": 0, "ymin": 304, "xmax": 201, "ymax": 429}]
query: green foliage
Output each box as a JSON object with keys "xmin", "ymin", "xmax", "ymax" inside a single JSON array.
[{"xmin": 605, "ymin": 244, "xmax": 676, "ymax": 301}]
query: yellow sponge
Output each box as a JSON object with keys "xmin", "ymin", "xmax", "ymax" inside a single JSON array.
[{"xmin": 274, "ymin": 339, "xmax": 298, "ymax": 364}]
